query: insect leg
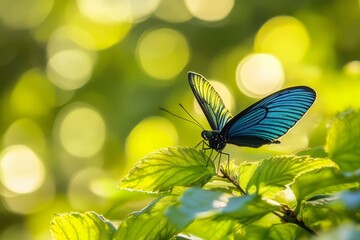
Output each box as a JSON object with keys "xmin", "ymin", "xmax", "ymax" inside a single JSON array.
[
  {"xmin": 195, "ymin": 140, "xmax": 203, "ymax": 149},
  {"xmin": 195, "ymin": 140, "xmax": 214, "ymax": 167},
  {"xmin": 210, "ymin": 151, "xmax": 221, "ymax": 172},
  {"xmin": 221, "ymin": 151, "xmax": 230, "ymax": 173}
]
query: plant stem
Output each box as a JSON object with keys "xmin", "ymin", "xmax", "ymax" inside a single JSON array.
[
  {"xmin": 293, "ymin": 218, "xmax": 318, "ymax": 236},
  {"xmin": 279, "ymin": 206, "xmax": 318, "ymax": 236},
  {"xmin": 219, "ymin": 168, "xmax": 246, "ymax": 195},
  {"xmin": 219, "ymin": 169, "xmax": 318, "ymax": 237}
]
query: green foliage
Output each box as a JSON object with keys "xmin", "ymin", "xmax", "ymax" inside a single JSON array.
[
  {"xmin": 50, "ymin": 110, "xmax": 360, "ymax": 239},
  {"xmin": 243, "ymin": 223, "xmax": 300, "ymax": 240},
  {"xmin": 118, "ymin": 147, "xmax": 215, "ymax": 193},
  {"xmin": 239, "ymin": 155, "xmax": 337, "ymax": 197},
  {"xmin": 114, "ymin": 194, "xmax": 180, "ymax": 239},
  {"xmin": 182, "ymin": 218, "xmax": 240, "ymax": 239},
  {"xmin": 326, "ymin": 109, "xmax": 360, "ymax": 171},
  {"xmin": 166, "ymin": 188, "xmax": 278, "ymax": 230},
  {"xmin": 292, "ymin": 167, "xmax": 359, "ymax": 213},
  {"xmin": 50, "ymin": 212, "xmax": 116, "ymax": 240}
]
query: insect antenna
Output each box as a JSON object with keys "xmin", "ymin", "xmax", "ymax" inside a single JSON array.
[
  {"xmin": 159, "ymin": 106, "xmax": 204, "ymax": 130},
  {"xmin": 178, "ymin": 103, "xmax": 205, "ymax": 130}
]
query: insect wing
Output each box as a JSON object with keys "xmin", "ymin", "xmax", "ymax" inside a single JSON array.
[
  {"xmin": 222, "ymin": 86, "xmax": 316, "ymax": 148},
  {"xmin": 188, "ymin": 71, "xmax": 232, "ymax": 130}
]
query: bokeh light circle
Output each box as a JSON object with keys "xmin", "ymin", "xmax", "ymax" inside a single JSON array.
[
  {"xmin": 47, "ymin": 49, "xmax": 94, "ymax": 90},
  {"xmin": 184, "ymin": 0, "xmax": 235, "ymax": 21},
  {"xmin": 344, "ymin": 61, "xmax": 360, "ymax": 76},
  {"xmin": 77, "ymin": 0, "xmax": 165, "ymax": 24},
  {"xmin": 77, "ymin": 0, "xmax": 132, "ymax": 24},
  {"xmin": 1, "ymin": 175, "xmax": 55, "ymax": 215},
  {"xmin": 46, "ymin": 26, "xmax": 97, "ymax": 59},
  {"xmin": 0, "ymin": 145, "xmax": 45, "ymax": 194},
  {"xmin": 0, "ymin": 225, "xmax": 29, "ymax": 240},
  {"xmin": 155, "ymin": 0, "xmax": 192, "ymax": 23},
  {"xmin": 129, "ymin": 0, "xmax": 160, "ymax": 22},
  {"xmin": 0, "ymin": 0, "xmax": 54, "ymax": 29},
  {"xmin": 10, "ymin": 68, "xmax": 56, "ymax": 117},
  {"xmin": 55, "ymin": 103, "xmax": 106, "ymax": 158},
  {"xmin": 67, "ymin": 10, "xmax": 132, "ymax": 50},
  {"xmin": 255, "ymin": 16, "xmax": 310, "ymax": 64},
  {"xmin": 126, "ymin": 116, "xmax": 178, "ymax": 162},
  {"xmin": 3, "ymin": 119, "xmax": 46, "ymax": 156},
  {"xmin": 236, "ymin": 53, "xmax": 284, "ymax": 97},
  {"xmin": 137, "ymin": 28, "xmax": 190, "ymax": 80},
  {"xmin": 68, "ymin": 168, "xmax": 111, "ymax": 210}
]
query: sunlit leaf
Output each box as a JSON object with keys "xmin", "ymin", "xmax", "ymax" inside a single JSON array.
[
  {"xmin": 118, "ymin": 147, "xmax": 215, "ymax": 193},
  {"xmin": 241, "ymin": 225, "xmax": 269, "ymax": 240},
  {"xmin": 297, "ymin": 146, "xmax": 328, "ymax": 158},
  {"xmin": 268, "ymin": 223, "xmax": 301, "ymax": 239},
  {"xmin": 166, "ymin": 188, "xmax": 278, "ymax": 230},
  {"xmin": 326, "ymin": 109, "xmax": 360, "ymax": 171},
  {"xmin": 292, "ymin": 167, "xmax": 359, "ymax": 212},
  {"xmin": 184, "ymin": 218, "xmax": 240, "ymax": 240},
  {"xmin": 244, "ymin": 156, "xmax": 337, "ymax": 197},
  {"xmin": 114, "ymin": 195, "xmax": 179, "ymax": 240},
  {"xmin": 302, "ymin": 194, "xmax": 360, "ymax": 230},
  {"xmin": 237, "ymin": 161, "xmax": 260, "ymax": 191},
  {"xmin": 243, "ymin": 223, "xmax": 301, "ymax": 240},
  {"xmin": 50, "ymin": 211, "xmax": 116, "ymax": 240},
  {"xmin": 301, "ymin": 198, "xmax": 344, "ymax": 231}
]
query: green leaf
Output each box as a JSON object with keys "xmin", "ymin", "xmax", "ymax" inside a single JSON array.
[
  {"xmin": 166, "ymin": 188, "xmax": 278, "ymax": 230},
  {"xmin": 50, "ymin": 211, "xmax": 116, "ymax": 240},
  {"xmin": 118, "ymin": 147, "xmax": 215, "ymax": 193},
  {"xmin": 326, "ymin": 109, "xmax": 360, "ymax": 171},
  {"xmin": 244, "ymin": 156, "xmax": 337, "ymax": 197},
  {"xmin": 302, "ymin": 192, "xmax": 360, "ymax": 230},
  {"xmin": 268, "ymin": 223, "xmax": 301, "ymax": 240},
  {"xmin": 292, "ymin": 167, "xmax": 359, "ymax": 211},
  {"xmin": 115, "ymin": 195, "xmax": 179, "ymax": 240},
  {"xmin": 297, "ymin": 146, "xmax": 328, "ymax": 158},
  {"xmin": 236, "ymin": 161, "xmax": 260, "ymax": 191},
  {"xmin": 184, "ymin": 218, "xmax": 240, "ymax": 240},
  {"xmin": 301, "ymin": 198, "xmax": 344, "ymax": 231},
  {"xmin": 243, "ymin": 223, "xmax": 301, "ymax": 240}
]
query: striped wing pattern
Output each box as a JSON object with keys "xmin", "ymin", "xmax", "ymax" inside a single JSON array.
[
  {"xmin": 188, "ymin": 72, "xmax": 232, "ymax": 130},
  {"xmin": 222, "ymin": 86, "xmax": 316, "ymax": 148}
]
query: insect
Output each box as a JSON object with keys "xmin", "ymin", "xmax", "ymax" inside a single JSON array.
[{"xmin": 188, "ymin": 71, "xmax": 316, "ymax": 154}]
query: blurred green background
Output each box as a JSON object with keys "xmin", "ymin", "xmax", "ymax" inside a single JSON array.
[{"xmin": 0, "ymin": 0, "xmax": 359, "ymax": 239}]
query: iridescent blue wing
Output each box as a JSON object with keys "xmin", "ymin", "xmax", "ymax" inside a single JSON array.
[
  {"xmin": 221, "ymin": 86, "xmax": 316, "ymax": 148},
  {"xmin": 188, "ymin": 72, "xmax": 232, "ymax": 130}
]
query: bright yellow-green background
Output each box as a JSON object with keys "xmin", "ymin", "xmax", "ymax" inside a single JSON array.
[{"xmin": 0, "ymin": 0, "xmax": 359, "ymax": 239}]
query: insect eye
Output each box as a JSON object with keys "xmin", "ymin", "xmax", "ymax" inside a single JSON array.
[{"xmin": 201, "ymin": 131, "xmax": 211, "ymax": 140}]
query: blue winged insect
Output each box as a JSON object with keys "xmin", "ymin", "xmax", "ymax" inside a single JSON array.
[{"xmin": 163, "ymin": 71, "xmax": 316, "ymax": 171}]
